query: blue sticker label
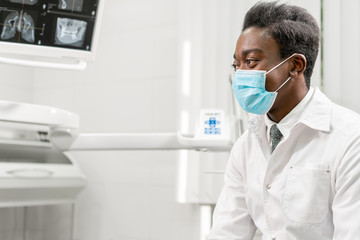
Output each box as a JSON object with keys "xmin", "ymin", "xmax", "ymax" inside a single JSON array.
[{"xmin": 204, "ymin": 117, "xmax": 221, "ymax": 135}]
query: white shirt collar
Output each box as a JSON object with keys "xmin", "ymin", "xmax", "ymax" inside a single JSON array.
[
  {"xmin": 264, "ymin": 87, "xmax": 315, "ymax": 142},
  {"xmin": 248, "ymin": 87, "xmax": 332, "ymax": 137}
]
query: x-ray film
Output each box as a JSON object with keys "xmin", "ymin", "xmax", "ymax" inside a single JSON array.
[
  {"xmin": 55, "ymin": 18, "xmax": 87, "ymax": 47},
  {"xmin": 1, "ymin": 11, "xmax": 35, "ymax": 43},
  {"xmin": 9, "ymin": 0, "xmax": 38, "ymax": 5},
  {"xmin": 58, "ymin": 0, "xmax": 83, "ymax": 12},
  {"xmin": 21, "ymin": 12, "xmax": 35, "ymax": 43},
  {"xmin": 1, "ymin": 11, "xmax": 19, "ymax": 40}
]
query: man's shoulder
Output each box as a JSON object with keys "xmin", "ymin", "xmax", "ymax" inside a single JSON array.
[
  {"xmin": 311, "ymin": 88, "xmax": 360, "ymax": 133},
  {"xmin": 231, "ymin": 129, "xmax": 251, "ymax": 151},
  {"xmin": 330, "ymin": 101, "xmax": 360, "ymax": 138},
  {"xmin": 331, "ymin": 102, "xmax": 360, "ymax": 126}
]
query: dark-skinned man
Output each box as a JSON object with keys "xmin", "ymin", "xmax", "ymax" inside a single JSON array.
[{"xmin": 208, "ymin": 2, "xmax": 360, "ymax": 240}]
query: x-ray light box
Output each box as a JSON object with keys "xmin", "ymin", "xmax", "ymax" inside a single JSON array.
[{"xmin": 0, "ymin": 0, "xmax": 105, "ymax": 69}]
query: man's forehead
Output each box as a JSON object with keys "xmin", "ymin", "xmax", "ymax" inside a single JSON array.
[{"xmin": 234, "ymin": 27, "xmax": 277, "ymax": 59}]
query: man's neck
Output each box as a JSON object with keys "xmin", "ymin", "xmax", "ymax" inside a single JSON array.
[{"xmin": 268, "ymin": 85, "xmax": 309, "ymax": 123}]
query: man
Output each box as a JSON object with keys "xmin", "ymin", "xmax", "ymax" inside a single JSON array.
[{"xmin": 208, "ymin": 2, "xmax": 360, "ymax": 240}]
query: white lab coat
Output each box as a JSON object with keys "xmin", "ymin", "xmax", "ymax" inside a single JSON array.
[{"xmin": 208, "ymin": 88, "xmax": 360, "ymax": 240}]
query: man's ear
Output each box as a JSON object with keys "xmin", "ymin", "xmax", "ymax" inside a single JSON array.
[{"xmin": 290, "ymin": 53, "xmax": 307, "ymax": 77}]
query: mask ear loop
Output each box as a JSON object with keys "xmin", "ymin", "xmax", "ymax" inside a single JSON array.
[
  {"xmin": 274, "ymin": 76, "xmax": 291, "ymax": 92},
  {"xmin": 266, "ymin": 53, "xmax": 296, "ymax": 93},
  {"xmin": 266, "ymin": 53, "xmax": 297, "ymax": 75}
]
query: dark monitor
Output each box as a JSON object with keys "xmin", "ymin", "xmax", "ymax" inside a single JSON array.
[{"xmin": 0, "ymin": 0, "xmax": 105, "ymax": 64}]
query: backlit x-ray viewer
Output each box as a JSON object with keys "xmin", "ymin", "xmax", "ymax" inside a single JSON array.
[{"xmin": 0, "ymin": 0, "xmax": 105, "ymax": 69}]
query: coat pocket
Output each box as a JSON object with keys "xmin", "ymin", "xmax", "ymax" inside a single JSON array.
[{"xmin": 283, "ymin": 166, "xmax": 331, "ymax": 224}]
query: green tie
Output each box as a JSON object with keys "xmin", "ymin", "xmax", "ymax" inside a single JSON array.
[{"xmin": 270, "ymin": 125, "xmax": 282, "ymax": 153}]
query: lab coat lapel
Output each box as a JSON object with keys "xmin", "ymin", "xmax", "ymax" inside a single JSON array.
[
  {"xmin": 265, "ymin": 88, "xmax": 332, "ymax": 179},
  {"xmin": 248, "ymin": 115, "xmax": 271, "ymax": 161}
]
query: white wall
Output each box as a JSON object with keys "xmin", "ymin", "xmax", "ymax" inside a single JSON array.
[
  {"xmin": 323, "ymin": 0, "xmax": 360, "ymax": 113},
  {"xmin": 0, "ymin": 65, "xmax": 33, "ymax": 102},
  {"xmin": 29, "ymin": 0, "xmax": 201, "ymax": 240},
  {"xmin": 32, "ymin": 0, "xmax": 179, "ymax": 134}
]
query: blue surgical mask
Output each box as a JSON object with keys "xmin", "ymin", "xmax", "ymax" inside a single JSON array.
[{"xmin": 232, "ymin": 54, "xmax": 295, "ymax": 115}]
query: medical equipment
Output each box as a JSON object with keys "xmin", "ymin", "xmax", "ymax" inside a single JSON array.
[
  {"xmin": 0, "ymin": 100, "xmax": 85, "ymax": 207},
  {"xmin": 0, "ymin": 0, "xmax": 105, "ymax": 70},
  {"xmin": 177, "ymin": 109, "xmax": 232, "ymax": 148}
]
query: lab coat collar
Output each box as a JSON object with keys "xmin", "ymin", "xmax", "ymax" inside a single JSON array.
[
  {"xmin": 248, "ymin": 87, "xmax": 331, "ymax": 135},
  {"xmin": 297, "ymin": 87, "xmax": 331, "ymax": 132}
]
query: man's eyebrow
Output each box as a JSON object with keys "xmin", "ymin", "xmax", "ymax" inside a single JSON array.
[
  {"xmin": 233, "ymin": 48, "xmax": 264, "ymax": 60},
  {"xmin": 242, "ymin": 48, "xmax": 264, "ymax": 56}
]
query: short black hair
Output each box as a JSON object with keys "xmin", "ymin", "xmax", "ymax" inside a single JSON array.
[{"xmin": 242, "ymin": 1, "xmax": 320, "ymax": 87}]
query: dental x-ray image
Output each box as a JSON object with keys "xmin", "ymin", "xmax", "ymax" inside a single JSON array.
[
  {"xmin": 0, "ymin": 0, "xmax": 97, "ymax": 50},
  {"xmin": 21, "ymin": 12, "xmax": 35, "ymax": 42},
  {"xmin": 0, "ymin": 11, "xmax": 18, "ymax": 40},
  {"xmin": 1, "ymin": 11, "xmax": 35, "ymax": 43},
  {"xmin": 9, "ymin": 0, "xmax": 38, "ymax": 5},
  {"xmin": 58, "ymin": 0, "xmax": 84, "ymax": 12},
  {"xmin": 55, "ymin": 18, "xmax": 87, "ymax": 47}
]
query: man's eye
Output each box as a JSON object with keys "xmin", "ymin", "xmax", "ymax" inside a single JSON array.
[
  {"xmin": 231, "ymin": 63, "xmax": 238, "ymax": 71},
  {"xmin": 246, "ymin": 59, "xmax": 258, "ymax": 67}
]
